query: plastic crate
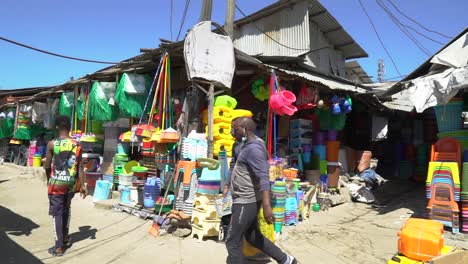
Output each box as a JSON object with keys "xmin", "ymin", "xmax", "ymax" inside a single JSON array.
[
  {"xmin": 434, "ymin": 102, "xmax": 463, "ymax": 133},
  {"xmin": 290, "ymin": 119, "xmax": 313, "ymax": 129}
]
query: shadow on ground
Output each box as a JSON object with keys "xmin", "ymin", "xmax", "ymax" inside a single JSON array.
[
  {"xmin": 371, "ymin": 179, "xmax": 427, "ymax": 217},
  {"xmin": 0, "ymin": 206, "xmax": 43, "ymax": 264},
  {"xmin": 69, "ymin": 225, "xmax": 97, "ymax": 247}
]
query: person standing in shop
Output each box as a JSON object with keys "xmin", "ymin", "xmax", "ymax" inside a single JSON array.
[
  {"xmin": 223, "ymin": 117, "xmax": 297, "ymax": 264},
  {"xmin": 44, "ymin": 115, "xmax": 86, "ymax": 256}
]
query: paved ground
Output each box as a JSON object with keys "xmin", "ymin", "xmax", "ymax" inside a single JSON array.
[{"xmin": 1, "ymin": 164, "xmax": 467, "ymax": 264}]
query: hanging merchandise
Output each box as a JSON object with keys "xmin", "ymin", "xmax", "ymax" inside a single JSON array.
[
  {"xmin": 268, "ymin": 72, "xmax": 297, "ymax": 116},
  {"xmin": 296, "ymin": 85, "xmax": 318, "ymax": 110},
  {"xmin": 0, "ymin": 111, "xmax": 14, "ymax": 139},
  {"xmin": 59, "ymin": 92, "xmax": 75, "ymax": 118},
  {"xmin": 76, "ymin": 88, "xmax": 86, "ymax": 121},
  {"xmin": 214, "ymin": 95, "xmax": 237, "ymax": 109},
  {"xmin": 89, "ymin": 81, "xmax": 118, "ymax": 121},
  {"xmin": 251, "ymin": 79, "xmax": 270, "ymax": 101},
  {"xmin": 32, "ymin": 102, "xmax": 47, "ymax": 124},
  {"xmin": 13, "ymin": 104, "xmax": 32, "ymax": 140},
  {"xmin": 44, "ymin": 98, "xmax": 59, "ymax": 129},
  {"xmin": 115, "ymin": 73, "xmax": 152, "ymax": 118}
]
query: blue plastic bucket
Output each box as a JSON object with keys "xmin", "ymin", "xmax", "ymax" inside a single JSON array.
[
  {"xmin": 93, "ymin": 180, "xmax": 111, "ymax": 202},
  {"xmin": 313, "ymin": 145, "xmax": 326, "ymax": 160},
  {"xmin": 120, "ymin": 186, "xmax": 132, "ymax": 204},
  {"xmin": 143, "ymin": 177, "xmax": 161, "ymax": 208}
]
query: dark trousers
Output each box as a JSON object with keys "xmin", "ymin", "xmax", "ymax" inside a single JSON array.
[
  {"xmin": 48, "ymin": 192, "xmax": 74, "ymax": 248},
  {"xmin": 226, "ymin": 202, "xmax": 287, "ymax": 264}
]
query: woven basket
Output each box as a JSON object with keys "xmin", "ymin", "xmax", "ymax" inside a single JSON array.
[{"xmin": 434, "ymin": 102, "xmax": 463, "ymax": 133}]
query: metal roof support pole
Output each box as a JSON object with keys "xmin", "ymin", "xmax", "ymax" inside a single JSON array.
[
  {"xmin": 200, "ymin": 0, "xmax": 213, "ymax": 21},
  {"xmin": 225, "ymin": 0, "xmax": 236, "ymax": 38},
  {"xmin": 207, "ymin": 82, "xmax": 215, "ymax": 158}
]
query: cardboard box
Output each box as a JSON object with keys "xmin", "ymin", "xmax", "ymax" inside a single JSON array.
[{"xmin": 430, "ymin": 251, "xmax": 468, "ymax": 264}]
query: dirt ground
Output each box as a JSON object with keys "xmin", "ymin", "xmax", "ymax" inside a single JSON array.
[{"xmin": 1, "ymin": 163, "xmax": 467, "ymax": 264}]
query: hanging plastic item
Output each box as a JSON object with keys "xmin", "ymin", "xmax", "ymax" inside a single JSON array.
[
  {"xmin": 13, "ymin": 104, "xmax": 32, "ymax": 140},
  {"xmin": 214, "ymin": 95, "xmax": 237, "ymax": 109},
  {"xmin": 115, "ymin": 73, "xmax": 152, "ymax": 118},
  {"xmin": 251, "ymin": 79, "xmax": 270, "ymax": 101},
  {"xmin": 59, "ymin": 92, "xmax": 74, "ymax": 118},
  {"xmin": 32, "ymin": 102, "xmax": 47, "ymax": 124},
  {"xmin": 88, "ymin": 81, "xmax": 118, "ymax": 121},
  {"xmin": 296, "ymin": 85, "xmax": 317, "ymax": 110},
  {"xmin": 0, "ymin": 113, "xmax": 14, "ymax": 139},
  {"xmin": 121, "ymin": 73, "xmax": 147, "ymax": 95}
]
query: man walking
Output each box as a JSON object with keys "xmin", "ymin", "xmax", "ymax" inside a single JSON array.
[
  {"xmin": 224, "ymin": 117, "xmax": 296, "ymax": 264},
  {"xmin": 44, "ymin": 115, "xmax": 86, "ymax": 256}
]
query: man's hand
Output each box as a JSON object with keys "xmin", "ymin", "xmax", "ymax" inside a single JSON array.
[
  {"xmin": 263, "ymin": 203, "xmax": 274, "ymax": 225},
  {"xmin": 80, "ymin": 185, "xmax": 87, "ymax": 199},
  {"xmin": 222, "ymin": 185, "xmax": 229, "ymax": 197}
]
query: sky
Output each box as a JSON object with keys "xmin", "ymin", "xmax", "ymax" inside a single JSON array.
[{"xmin": 0, "ymin": 0, "xmax": 467, "ymax": 89}]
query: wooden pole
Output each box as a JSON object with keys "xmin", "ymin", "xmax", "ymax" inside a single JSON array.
[
  {"xmin": 207, "ymin": 82, "xmax": 215, "ymax": 158},
  {"xmin": 225, "ymin": 0, "xmax": 236, "ymax": 38},
  {"xmin": 199, "ymin": 0, "xmax": 213, "ymax": 21}
]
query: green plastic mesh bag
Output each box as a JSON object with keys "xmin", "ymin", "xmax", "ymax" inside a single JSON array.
[
  {"xmin": 59, "ymin": 92, "xmax": 74, "ymax": 118},
  {"xmin": 89, "ymin": 81, "xmax": 118, "ymax": 121},
  {"xmin": 0, "ymin": 116, "xmax": 14, "ymax": 139},
  {"xmin": 115, "ymin": 73, "xmax": 152, "ymax": 118}
]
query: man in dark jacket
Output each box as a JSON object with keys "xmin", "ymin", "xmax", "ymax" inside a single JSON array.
[{"xmin": 224, "ymin": 117, "xmax": 296, "ymax": 264}]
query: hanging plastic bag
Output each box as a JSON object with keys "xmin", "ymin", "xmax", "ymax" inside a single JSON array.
[
  {"xmin": 89, "ymin": 81, "xmax": 118, "ymax": 121},
  {"xmin": 32, "ymin": 102, "xmax": 47, "ymax": 124},
  {"xmin": 59, "ymin": 92, "xmax": 74, "ymax": 118},
  {"xmin": 115, "ymin": 74, "xmax": 152, "ymax": 118},
  {"xmin": 121, "ymin": 73, "xmax": 147, "ymax": 95}
]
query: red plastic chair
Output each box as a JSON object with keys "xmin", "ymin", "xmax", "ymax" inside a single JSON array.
[{"xmin": 430, "ymin": 138, "xmax": 461, "ymax": 170}]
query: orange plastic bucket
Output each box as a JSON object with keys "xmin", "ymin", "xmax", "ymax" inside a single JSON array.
[{"xmin": 326, "ymin": 141, "xmax": 340, "ymax": 162}]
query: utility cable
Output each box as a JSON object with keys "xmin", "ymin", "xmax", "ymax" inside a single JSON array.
[
  {"xmin": 376, "ymin": 0, "xmax": 431, "ymax": 56},
  {"xmin": 384, "ymin": 0, "xmax": 452, "ymax": 39},
  {"xmin": 357, "ymin": 0, "xmax": 402, "ymax": 76},
  {"xmin": 235, "ymin": 4, "xmax": 309, "ymax": 51},
  {"xmin": 176, "ymin": 0, "xmax": 191, "ymax": 41},
  {"xmin": 0, "ymin": 36, "xmax": 120, "ymax": 64}
]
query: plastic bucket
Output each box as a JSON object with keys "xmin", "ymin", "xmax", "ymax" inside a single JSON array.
[
  {"xmin": 327, "ymin": 130, "xmax": 338, "ymax": 141},
  {"xmin": 305, "ymin": 170, "xmax": 320, "ymax": 185},
  {"xmin": 315, "ymin": 132, "xmax": 326, "ymax": 145},
  {"xmin": 103, "ymin": 174, "xmax": 114, "ymax": 183},
  {"xmin": 269, "ymin": 94, "xmax": 284, "ymax": 109},
  {"xmin": 33, "ymin": 155, "xmax": 42, "ymax": 167},
  {"xmin": 302, "ymin": 152, "xmax": 312, "ymax": 163},
  {"xmin": 280, "ymin": 104, "xmax": 297, "ymax": 116},
  {"xmin": 319, "ymin": 160, "xmax": 327, "ymax": 175},
  {"xmin": 93, "ymin": 180, "xmax": 111, "ymax": 202},
  {"xmin": 313, "ymin": 145, "xmax": 326, "ymax": 160},
  {"xmin": 119, "ymin": 174, "xmax": 134, "ymax": 186},
  {"xmin": 326, "ymin": 141, "xmax": 340, "ymax": 162},
  {"xmin": 327, "ymin": 165, "xmax": 340, "ymax": 188},
  {"xmin": 119, "ymin": 186, "xmax": 132, "ymax": 204},
  {"xmin": 133, "ymin": 171, "xmax": 148, "ymax": 179},
  {"xmin": 280, "ymin": 90, "xmax": 296, "ymax": 104},
  {"xmin": 86, "ymin": 172, "xmax": 102, "ymax": 187}
]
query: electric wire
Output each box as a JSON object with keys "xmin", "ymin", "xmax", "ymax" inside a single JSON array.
[
  {"xmin": 176, "ymin": 0, "xmax": 191, "ymax": 41},
  {"xmin": 235, "ymin": 4, "xmax": 309, "ymax": 51},
  {"xmin": 357, "ymin": 0, "xmax": 402, "ymax": 76},
  {"xmin": 404, "ymin": 26, "xmax": 446, "ymax": 46},
  {"xmin": 384, "ymin": 0, "xmax": 452, "ymax": 39},
  {"xmin": 376, "ymin": 0, "xmax": 431, "ymax": 56},
  {"xmin": 0, "ymin": 36, "xmax": 120, "ymax": 64}
]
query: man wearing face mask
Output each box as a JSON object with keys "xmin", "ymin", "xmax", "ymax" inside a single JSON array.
[{"xmin": 223, "ymin": 117, "xmax": 296, "ymax": 264}]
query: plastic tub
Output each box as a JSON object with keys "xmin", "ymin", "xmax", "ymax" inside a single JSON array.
[
  {"xmin": 326, "ymin": 141, "xmax": 340, "ymax": 162},
  {"xmin": 93, "ymin": 180, "xmax": 112, "ymax": 202}
]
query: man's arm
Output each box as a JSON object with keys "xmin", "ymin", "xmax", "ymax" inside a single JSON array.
[
  {"xmin": 245, "ymin": 145, "xmax": 274, "ymax": 224},
  {"xmin": 223, "ymin": 142, "xmax": 239, "ymax": 196},
  {"xmin": 76, "ymin": 146, "xmax": 87, "ymax": 198},
  {"xmin": 44, "ymin": 141, "xmax": 54, "ymax": 180}
]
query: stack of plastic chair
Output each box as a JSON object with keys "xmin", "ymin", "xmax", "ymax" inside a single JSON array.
[
  {"xmin": 426, "ymin": 181, "xmax": 460, "ymax": 234},
  {"xmin": 284, "ymin": 197, "xmax": 298, "ymax": 226},
  {"xmin": 181, "ymin": 137, "xmax": 208, "ymax": 161},
  {"xmin": 462, "ymin": 162, "xmax": 468, "ymax": 232},
  {"xmin": 430, "ymin": 138, "xmax": 461, "ymax": 171},
  {"xmin": 425, "ymin": 165, "xmax": 461, "ymax": 201}
]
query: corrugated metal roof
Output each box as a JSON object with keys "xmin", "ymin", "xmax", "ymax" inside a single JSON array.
[
  {"xmin": 382, "ymin": 89, "xmax": 415, "ymax": 112},
  {"xmin": 345, "ymin": 61, "xmax": 373, "ymax": 84},
  {"xmin": 307, "ymin": 0, "xmax": 367, "ymax": 59},
  {"xmin": 234, "ymin": 0, "xmax": 367, "ymax": 59},
  {"xmin": 265, "ymin": 64, "xmax": 369, "ymax": 93},
  {"xmin": 233, "ymin": 0, "xmax": 310, "ymax": 57}
]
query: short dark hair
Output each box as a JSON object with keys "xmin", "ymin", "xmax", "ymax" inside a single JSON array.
[
  {"xmin": 56, "ymin": 115, "xmax": 71, "ymax": 131},
  {"xmin": 234, "ymin": 117, "xmax": 256, "ymax": 132}
]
